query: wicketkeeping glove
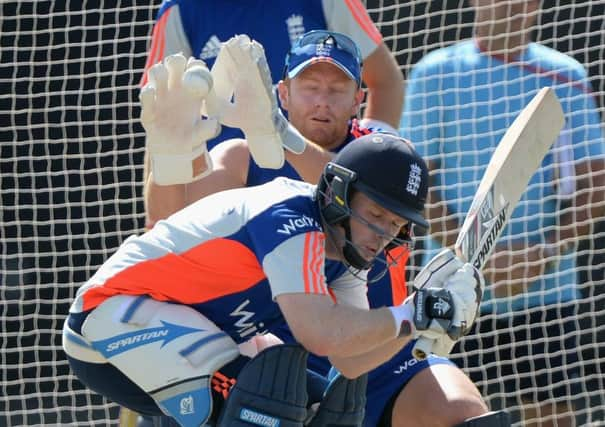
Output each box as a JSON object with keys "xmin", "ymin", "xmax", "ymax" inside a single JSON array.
[
  {"xmin": 205, "ymin": 35, "xmax": 306, "ymax": 169},
  {"xmin": 140, "ymin": 53, "xmax": 220, "ymax": 185}
]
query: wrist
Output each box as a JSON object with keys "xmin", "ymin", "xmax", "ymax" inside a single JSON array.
[
  {"xmin": 149, "ymin": 144, "xmax": 212, "ymax": 185},
  {"xmin": 388, "ymin": 304, "xmax": 415, "ymax": 338}
]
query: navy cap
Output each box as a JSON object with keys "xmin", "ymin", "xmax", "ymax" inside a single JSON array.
[
  {"xmin": 284, "ymin": 30, "xmax": 362, "ymax": 85},
  {"xmin": 333, "ymin": 133, "xmax": 429, "ymax": 229}
]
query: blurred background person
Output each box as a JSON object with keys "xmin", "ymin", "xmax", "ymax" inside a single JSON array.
[
  {"xmin": 141, "ymin": 0, "xmax": 404, "ymax": 147},
  {"xmin": 400, "ymin": 0, "xmax": 605, "ymax": 426}
]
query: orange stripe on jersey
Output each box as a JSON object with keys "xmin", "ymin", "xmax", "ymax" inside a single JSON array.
[
  {"xmin": 140, "ymin": 8, "xmax": 171, "ymax": 86},
  {"xmin": 343, "ymin": 0, "xmax": 383, "ymax": 45},
  {"xmin": 303, "ymin": 232, "xmax": 328, "ymax": 296},
  {"xmin": 386, "ymin": 246, "xmax": 410, "ymax": 305},
  {"xmin": 312, "ymin": 233, "xmax": 328, "ymax": 294},
  {"xmin": 81, "ymin": 238, "xmax": 266, "ymax": 311},
  {"xmin": 327, "ymin": 288, "xmax": 338, "ymax": 304},
  {"xmin": 303, "ymin": 234, "xmax": 312, "ymax": 293}
]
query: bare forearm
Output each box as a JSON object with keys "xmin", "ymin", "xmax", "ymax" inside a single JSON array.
[
  {"xmin": 361, "ymin": 44, "xmax": 404, "ymax": 129},
  {"xmin": 330, "ymin": 335, "xmax": 409, "ymax": 378},
  {"xmin": 314, "ymin": 305, "xmax": 398, "ymax": 357},
  {"xmin": 278, "ymin": 295, "xmax": 399, "ymax": 360},
  {"xmin": 143, "ymin": 154, "xmax": 188, "ymax": 228},
  {"xmin": 285, "ymin": 139, "xmax": 334, "ymax": 184}
]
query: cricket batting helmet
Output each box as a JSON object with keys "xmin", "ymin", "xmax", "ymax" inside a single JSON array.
[{"xmin": 318, "ymin": 133, "xmax": 429, "ymax": 270}]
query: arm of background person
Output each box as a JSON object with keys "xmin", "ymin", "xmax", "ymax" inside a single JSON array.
[
  {"xmin": 145, "ymin": 136, "xmax": 336, "ymax": 227},
  {"xmin": 141, "ymin": 3, "xmax": 196, "ymax": 228},
  {"xmin": 140, "ymin": 3, "xmax": 191, "ymax": 86},
  {"xmin": 360, "ymin": 42, "xmax": 405, "ymax": 130},
  {"xmin": 144, "ymin": 139, "xmax": 250, "ymax": 228},
  {"xmin": 556, "ymin": 83, "xmax": 605, "ymax": 248},
  {"xmin": 285, "ymin": 139, "xmax": 335, "ymax": 184}
]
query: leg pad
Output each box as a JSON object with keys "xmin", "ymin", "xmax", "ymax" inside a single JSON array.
[
  {"xmin": 216, "ymin": 344, "xmax": 309, "ymax": 427},
  {"xmin": 307, "ymin": 373, "xmax": 367, "ymax": 427}
]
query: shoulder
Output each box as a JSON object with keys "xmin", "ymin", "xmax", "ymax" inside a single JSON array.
[
  {"xmin": 321, "ymin": 0, "xmax": 382, "ymax": 58},
  {"xmin": 528, "ymin": 43, "xmax": 588, "ymax": 78},
  {"xmin": 410, "ymin": 41, "xmax": 471, "ymax": 77}
]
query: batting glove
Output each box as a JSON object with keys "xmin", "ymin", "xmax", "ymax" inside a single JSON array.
[
  {"xmin": 205, "ymin": 35, "xmax": 306, "ymax": 169},
  {"xmin": 140, "ymin": 54, "xmax": 220, "ymax": 185},
  {"xmin": 410, "ymin": 249, "xmax": 485, "ymax": 358}
]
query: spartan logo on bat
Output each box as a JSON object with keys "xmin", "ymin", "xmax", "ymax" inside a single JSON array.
[{"xmin": 473, "ymin": 190, "xmax": 508, "ymax": 269}]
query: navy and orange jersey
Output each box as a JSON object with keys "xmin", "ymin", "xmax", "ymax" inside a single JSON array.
[
  {"xmin": 69, "ymin": 178, "xmax": 368, "ymax": 344},
  {"xmin": 244, "ymin": 122, "xmax": 410, "ymax": 375},
  {"xmin": 247, "ymin": 120, "xmax": 408, "ymax": 305},
  {"xmin": 141, "ymin": 0, "xmax": 382, "ymax": 147}
]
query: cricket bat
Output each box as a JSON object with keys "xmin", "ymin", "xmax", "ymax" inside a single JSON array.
[{"xmin": 412, "ymin": 87, "xmax": 565, "ymax": 360}]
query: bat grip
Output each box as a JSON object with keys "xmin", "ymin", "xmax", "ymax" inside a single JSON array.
[{"xmin": 412, "ymin": 336, "xmax": 434, "ymax": 360}]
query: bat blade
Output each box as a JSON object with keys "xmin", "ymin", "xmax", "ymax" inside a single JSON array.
[
  {"xmin": 454, "ymin": 86, "xmax": 565, "ymax": 269},
  {"xmin": 412, "ymin": 87, "xmax": 565, "ymax": 361}
]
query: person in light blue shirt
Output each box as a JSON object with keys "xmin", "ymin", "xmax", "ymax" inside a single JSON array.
[{"xmin": 400, "ymin": 0, "xmax": 605, "ymax": 425}]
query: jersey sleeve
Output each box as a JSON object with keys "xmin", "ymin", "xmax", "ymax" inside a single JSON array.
[
  {"xmin": 329, "ymin": 270, "xmax": 369, "ymax": 309},
  {"xmin": 321, "ymin": 0, "xmax": 382, "ymax": 59},
  {"xmin": 263, "ymin": 231, "xmax": 330, "ymax": 299},
  {"xmin": 140, "ymin": 4, "xmax": 192, "ymax": 85}
]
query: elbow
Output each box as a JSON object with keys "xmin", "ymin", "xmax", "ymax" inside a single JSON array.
[
  {"xmin": 299, "ymin": 336, "xmax": 338, "ymax": 357},
  {"xmin": 296, "ymin": 329, "xmax": 346, "ymax": 358}
]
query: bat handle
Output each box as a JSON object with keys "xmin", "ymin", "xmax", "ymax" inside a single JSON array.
[{"xmin": 412, "ymin": 336, "xmax": 434, "ymax": 360}]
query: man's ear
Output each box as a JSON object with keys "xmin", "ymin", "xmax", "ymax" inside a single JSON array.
[
  {"xmin": 277, "ymin": 80, "xmax": 289, "ymax": 111},
  {"xmin": 351, "ymin": 87, "xmax": 365, "ymax": 117}
]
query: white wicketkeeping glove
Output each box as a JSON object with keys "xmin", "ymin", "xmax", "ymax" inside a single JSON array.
[
  {"xmin": 140, "ymin": 53, "xmax": 220, "ymax": 185},
  {"xmin": 204, "ymin": 35, "xmax": 306, "ymax": 169},
  {"xmin": 410, "ymin": 249, "xmax": 485, "ymax": 358}
]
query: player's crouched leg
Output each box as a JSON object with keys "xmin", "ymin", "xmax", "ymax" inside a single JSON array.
[
  {"xmin": 216, "ymin": 344, "xmax": 310, "ymax": 426},
  {"xmin": 63, "ymin": 295, "xmax": 240, "ymax": 427},
  {"xmin": 135, "ymin": 344, "xmax": 333, "ymax": 427},
  {"xmin": 369, "ymin": 339, "xmax": 489, "ymax": 427}
]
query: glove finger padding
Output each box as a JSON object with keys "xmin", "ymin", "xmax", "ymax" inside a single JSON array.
[
  {"xmin": 413, "ymin": 249, "xmax": 463, "ymax": 291},
  {"xmin": 164, "ymin": 53, "xmax": 187, "ymax": 90},
  {"xmin": 443, "ymin": 263, "xmax": 485, "ymax": 340},
  {"xmin": 147, "ymin": 62, "xmax": 169, "ymax": 96},
  {"xmin": 140, "ymin": 53, "xmax": 219, "ymax": 185}
]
